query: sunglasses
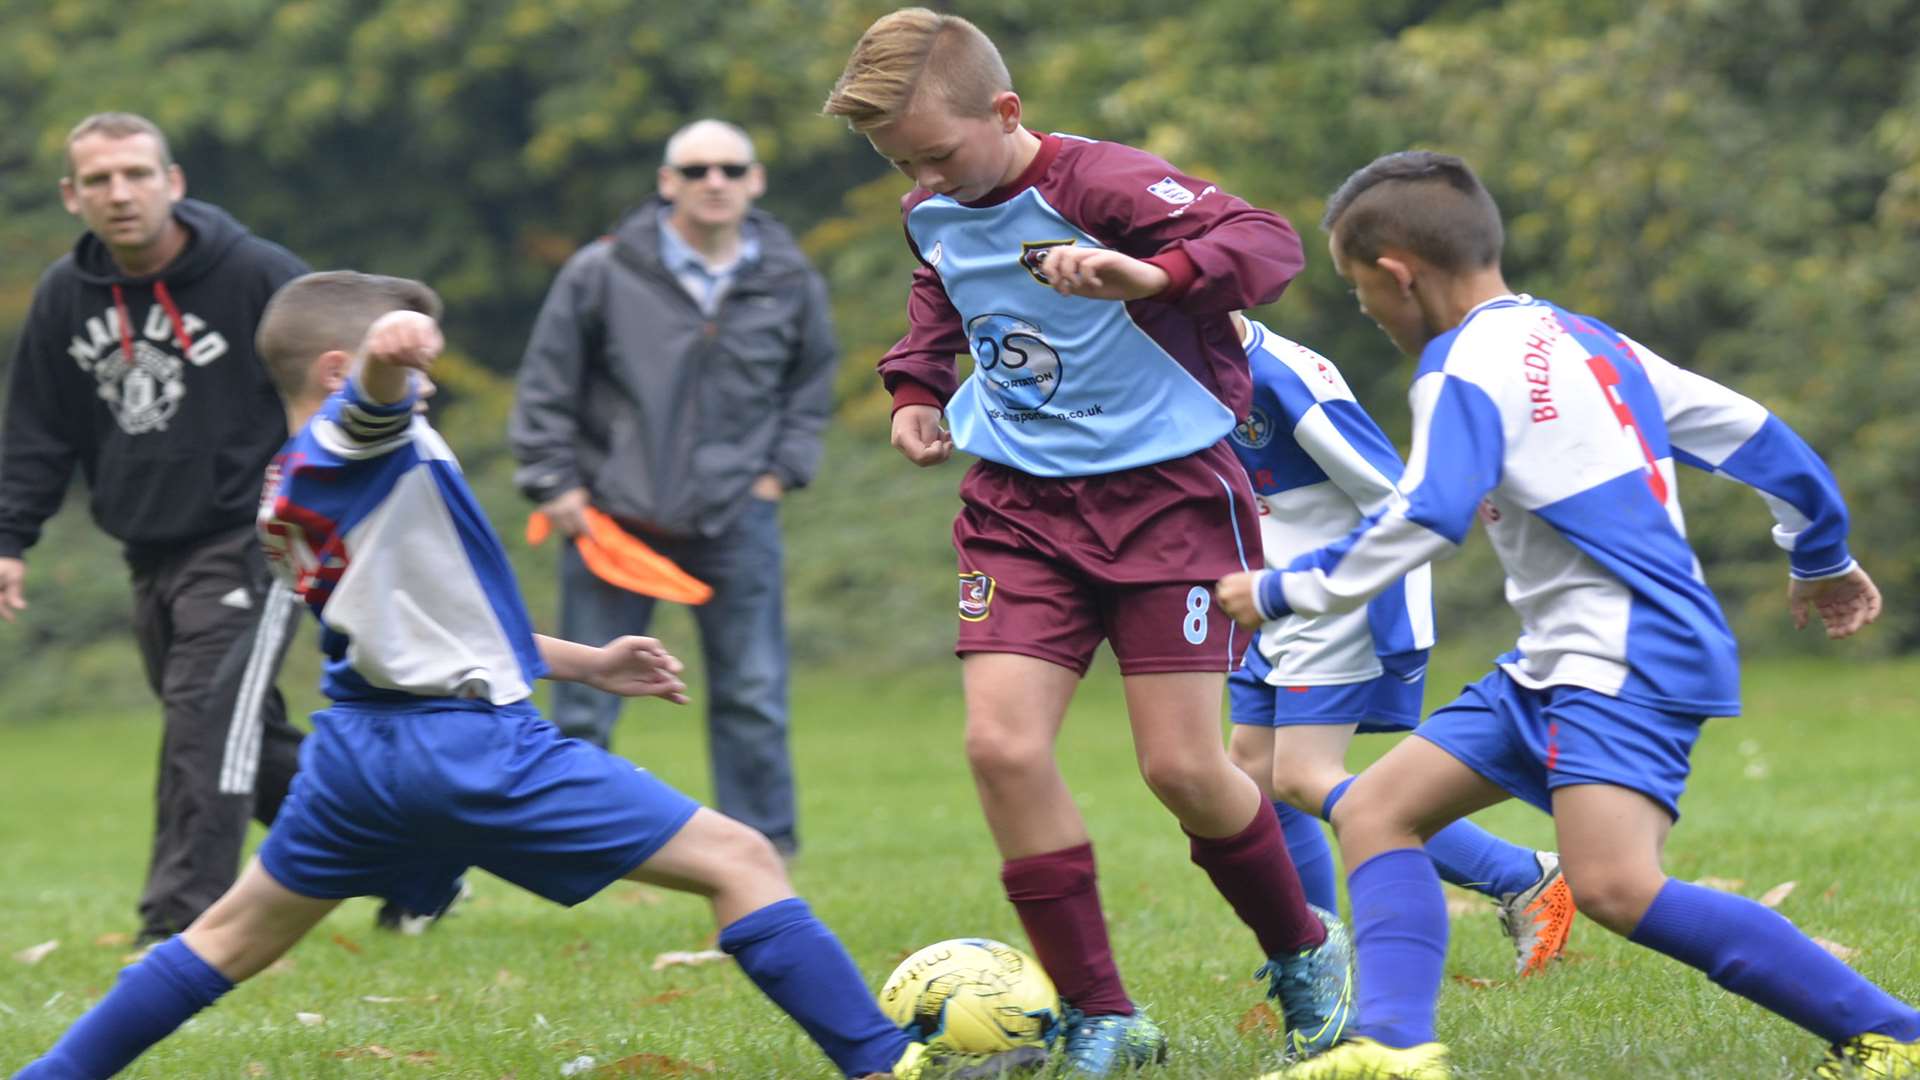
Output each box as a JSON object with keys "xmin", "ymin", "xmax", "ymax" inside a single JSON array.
[{"xmin": 673, "ymin": 163, "xmax": 752, "ymax": 181}]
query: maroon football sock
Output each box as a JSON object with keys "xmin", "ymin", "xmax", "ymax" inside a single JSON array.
[
  {"xmin": 1188, "ymin": 804, "xmax": 1327, "ymax": 955},
  {"xmin": 1000, "ymin": 842, "xmax": 1134, "ymax": 1016}
]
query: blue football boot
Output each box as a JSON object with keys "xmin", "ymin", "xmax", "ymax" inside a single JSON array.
[
  {"xmin": 1059, "ymin": 1002, "xmax": 1169, "ymax": 1075},
  {"xmin": 1253, "ymin": 905, "xmax": 1354, "ymax": 1058}
]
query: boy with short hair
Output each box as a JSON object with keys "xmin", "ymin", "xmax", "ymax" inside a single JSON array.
[
  {"xmin": 825, "ymin": 9, "xmax": 1351, "ymax": 1072},
  {"xmin": 1222, "ymin": 312, "xmax": 1574, "ymax": 977},
  {"xmin": 12, "ymin": 271, "xmax": 1035, "ymax": 1080},
  {"xmin": 1216, "ymin": 152, "xmax": 1918, "ymax": 1080}
]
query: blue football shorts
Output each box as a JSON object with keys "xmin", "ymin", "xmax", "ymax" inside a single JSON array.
[
  {"xmin": 259, "ymin": 700, "xmax": 701, "ymax": 912},
  {"xmin": 1228, "ymin": 665, "xmax": 1423, "ymax": 734},
  {"xmin": 1414, "ymin": 666, "xmax": 1705, "ymax": 820}
]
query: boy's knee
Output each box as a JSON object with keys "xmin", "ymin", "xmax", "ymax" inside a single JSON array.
[
  {"xmin": 1138, "ymin": 751, "xmax": 1219, "ymax": 812},
  {"xmin": 1269, "ymin": 761, "xmax": 1342, "ymax": 817},
  {"xmin": 1563, "ymin": 866, "xmax": 1664, "ymax": 934},
  {"xmin": 709, "ymin": 818, "xmax": 790, "ymax": 889},
  {"xmin": 964, "ymin": 724, "xmax": 1045, "ymax": 781}
]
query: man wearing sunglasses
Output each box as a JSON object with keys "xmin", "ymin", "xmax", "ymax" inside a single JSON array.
[{"xmin": 510, "ymin": 118, "xmax": 838, "ymax": 860}]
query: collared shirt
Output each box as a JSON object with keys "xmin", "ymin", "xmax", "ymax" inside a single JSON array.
[{"xmin": 658, "ymin": 215, "xmax": 760, "ymax": 317}]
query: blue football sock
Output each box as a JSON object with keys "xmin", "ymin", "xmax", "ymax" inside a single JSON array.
[
  {"xmin": 15, "ymin": 936, "xmax": 232, "ymax": 1079},
  {"xmin": 1347, "ymin": 848, "xmax": 1448, "ymax": 1049},
  {"xmin": 1630, "ymin": 878, "xmax": 1920, "ymax": 1043},
  {"xmin": 1273, "ymin": 800, "xmax": 1339, "ymax": 912},
  {"xmin": 720, "ymin": 898, "xmax": 913, "ymax": 1077},
  {"xmin": 1422, "ymin": 818, "xmax": 1542, "ymax": 898},
  {"xmin": 1318, "ymin": 777, "xmax": 1355, "ymax": 822},
  {"xmin": 1321, "ymin": 775, "xmax": 1538, "ymax": 898}
]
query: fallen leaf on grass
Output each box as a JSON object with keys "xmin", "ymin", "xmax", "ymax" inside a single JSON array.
[
  {"xmin": 94, "ymin": 932, "xmax": 133, "ymax": 948},
  {"xmin": 246, "ymin": 1063, "xmax": 268, "ymax": 1077},
  {"xmin": 1235, "ymin": 1002, "xmax": 1279, "ymax": 1036},
  {"xmin": 1757, "ymin": 881, "xmax": 1797, "ymax": 909},
  {"xmin": 334, "ymin": 1045, "xmax": 396, "ymax": 1059},
  {"xmin": 1450, "ymin": 975, "xmax": 1499, "ymax": 989},
  {"xmin": 402, "ymin": 1051, "xmax": 440, "ymax": 1066},
  {"xmin": 13, "ymin": 941, "xmax": 58, "ymax": 965},
  {"xmin": 563, "ymin": 940, "xmax": 592, "ymax": 958},
  {"xmin": 594, "ymin": 1053, "xmax": 716, "ymax": 1076},
  {"xmin": 296, "ymin": 1012, "xmax": 326, "ymax": 1026},
  {"xmin": 331, "ymin": 933, "xmax": 364, "ymax": 955},
  {"xmin": 1812, "ymin": 937, "xmax": 1860, "ymax": 961},
  {"xmin": 649, "ymin": 949, "xmax": 728, "ymax": 972},
  {"xmin": 1694, "ymin": 876, "xmax": 1745, "ymax": 892},
  {"xmin": 636, "ymin": 988, "xmax": 695, "ymax": 1006}
]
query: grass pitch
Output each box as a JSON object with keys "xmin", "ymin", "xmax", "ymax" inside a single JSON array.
[{"xmin": 3, "ymin": 650, "xmax": 1917, "ymax": 1078}]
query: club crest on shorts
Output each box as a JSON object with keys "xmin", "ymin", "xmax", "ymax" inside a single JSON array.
[
  {"xmin": 958, "ymin": 571, "xmax": 995, "ymax": 622},
  {"xmin": 1231, "ymin": 408, "xmax": 1275, "ymax": 449},
  {"xmin": 1019, "ymin": 239, "xmax": 1076, "ymax": 285}
]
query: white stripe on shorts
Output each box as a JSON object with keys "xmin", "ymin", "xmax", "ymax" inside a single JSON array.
[{"xmin": 218, "ymin": 581, "xmax": 296, "ymax": 796}]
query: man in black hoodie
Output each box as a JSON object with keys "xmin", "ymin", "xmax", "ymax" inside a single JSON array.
[{"xmin": 0, "ymin": 113, "xmax": 311, "ymax": 945}]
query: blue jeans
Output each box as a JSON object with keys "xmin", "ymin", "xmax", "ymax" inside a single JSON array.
[{"xmin": 552, "ymin": 497, "xmax": 795, "ymax": 852}]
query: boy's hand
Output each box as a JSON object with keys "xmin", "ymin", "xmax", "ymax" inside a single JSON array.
[
  {"xmin": 363, "ymin": 310, "xmax": 443, "ymax": 372},
  {"xmin": 585, "ymin": 635, "xmax": 689, "ymax": 703},
  {"xmin": 891, "ymin": 404, "xmax": 953, "ymax": 467},
  {"xmin": 0, "ymin": 557, "xmax": 26, "ymax": 623},
  {"xmin": 1215, "ymin": 570, "xmax": 1266, "ymax": 631},
  {"xmin": 1789, "ymin": 565, "xmax": 1881, "ymax": 640},
  {"xmin": 1037, "ymin": 247, "xmax": 1170, "ymax": 302}
]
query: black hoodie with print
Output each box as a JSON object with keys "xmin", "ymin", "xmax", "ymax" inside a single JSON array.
[{"xmin": 0, "ymin": 199, "xmax": 308, "ymax": 563}]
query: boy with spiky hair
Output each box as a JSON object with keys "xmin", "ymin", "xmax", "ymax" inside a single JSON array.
[
  {"xmin": 1216, "ymin": 152, "xmax": 1918, "ymax": 1080},
  {"xmin": 826, "ymin": 9, "xmax": 1351, "ymax": 1073},
  {"xmin": 12, "ymin": 271, "xmax": 1037, "ymax": 1080}
]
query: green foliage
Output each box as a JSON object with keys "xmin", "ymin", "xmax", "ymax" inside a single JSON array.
[{"xmin": 3, "ymin": 0, "xmax": 1917, "ymax": 718}]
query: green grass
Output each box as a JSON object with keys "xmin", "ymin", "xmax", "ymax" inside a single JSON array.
[{"xmin": 4, "ymin": 650, "xmax": 1919, "ymax": 1078}]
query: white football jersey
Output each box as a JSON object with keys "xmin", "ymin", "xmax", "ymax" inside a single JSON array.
[
  {"xmin": 1258, "ymin": 295, "xmax": 1853, "ymax": 716},
  {"xmin": 1230, "ymin": 318, "xmax": 1433, "ymax": 686}
]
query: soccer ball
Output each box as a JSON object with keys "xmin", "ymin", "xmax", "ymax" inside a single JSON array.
[{"xmin": 879, "ymin": 938, "xmax": 1062, "ymax": 1053}]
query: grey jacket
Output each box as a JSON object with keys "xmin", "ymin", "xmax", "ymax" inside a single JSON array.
[{"xmin": 509, "ymin": 199, "xmax": 839, "ymax": 538}]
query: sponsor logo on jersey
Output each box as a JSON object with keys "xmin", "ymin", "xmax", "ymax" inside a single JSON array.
[
  {"xmin": 967, "ymin": 312, "xmax": 1064, "ymax": 410},
  {"xmin": 1018, "ymin": 239, "xmax": 1076, "ymax": 285},
  {"xmin": 1147, "ymin": 176, "xmax": 1197, "ymax": 205},
  {"xmin": 958, "ymin": 571, "xmax": 995, "ymax": 621},
  {"xmin": 1231, "ymin": 408, "xmax": 1275, "ymax": 449}
]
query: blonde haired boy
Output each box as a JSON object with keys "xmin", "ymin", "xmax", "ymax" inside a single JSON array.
[{"xmin": 829, "ymin": 9, "xmax": 1352, "ymax": 1073}]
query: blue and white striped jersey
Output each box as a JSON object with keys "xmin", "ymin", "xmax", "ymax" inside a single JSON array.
[
  {"xmin": 258, "ymin": 376, "xmax": 547, "ymax": 705},
  {"xmin": 1231, "ymin": 318, "xmax": 1434, "ymax": 686},
  {"xmin": 1256, "ymin": 295, "xmax": 1853, "ymax": 717}
]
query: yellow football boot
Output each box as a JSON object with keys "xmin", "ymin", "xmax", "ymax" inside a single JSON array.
[{"xmin": 1253, "ymin": 1036, "xmax": 1450, "ymax": 1080}]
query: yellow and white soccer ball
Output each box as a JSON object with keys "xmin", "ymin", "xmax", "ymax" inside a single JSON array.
[{"xmin": 879, "ymin": 938, "xmax": 1062, "ymax": 1053}]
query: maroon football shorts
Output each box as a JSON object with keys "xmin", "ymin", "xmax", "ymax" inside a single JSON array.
[{"xmin": 952, "ymin": 439, "xmax": 1261, "ymax": 676}]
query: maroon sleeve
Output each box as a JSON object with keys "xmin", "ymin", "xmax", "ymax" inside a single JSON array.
[
  {"xmin": 1054, "ymin": 141, "xmax": 1304, "ymax": 314},
  {"xmin": 877, "ymin": 206, "xmax": 968, "ymax": 411}
]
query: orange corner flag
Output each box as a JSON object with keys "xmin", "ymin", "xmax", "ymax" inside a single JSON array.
[{"xmin": 526, "ymin": 508, "xmax": 712, "ymax": 605}]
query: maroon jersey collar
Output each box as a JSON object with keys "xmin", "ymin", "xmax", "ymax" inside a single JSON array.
[{"xmin": 962, "ymin": 131, "xmax": 1062, "ymax": 208}]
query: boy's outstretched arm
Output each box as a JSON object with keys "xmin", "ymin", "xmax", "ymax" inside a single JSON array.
[
  {"xmin": 1217, "ymin": 370, "xmax": 1499, "ymax": 630},
  {"xmin": 536, "ymin": 634, "xmax": 690, "ymax": 703},
  {"xmin": 1629, "ymin": 334, "xmax": 1879, "ymax": 639}
]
